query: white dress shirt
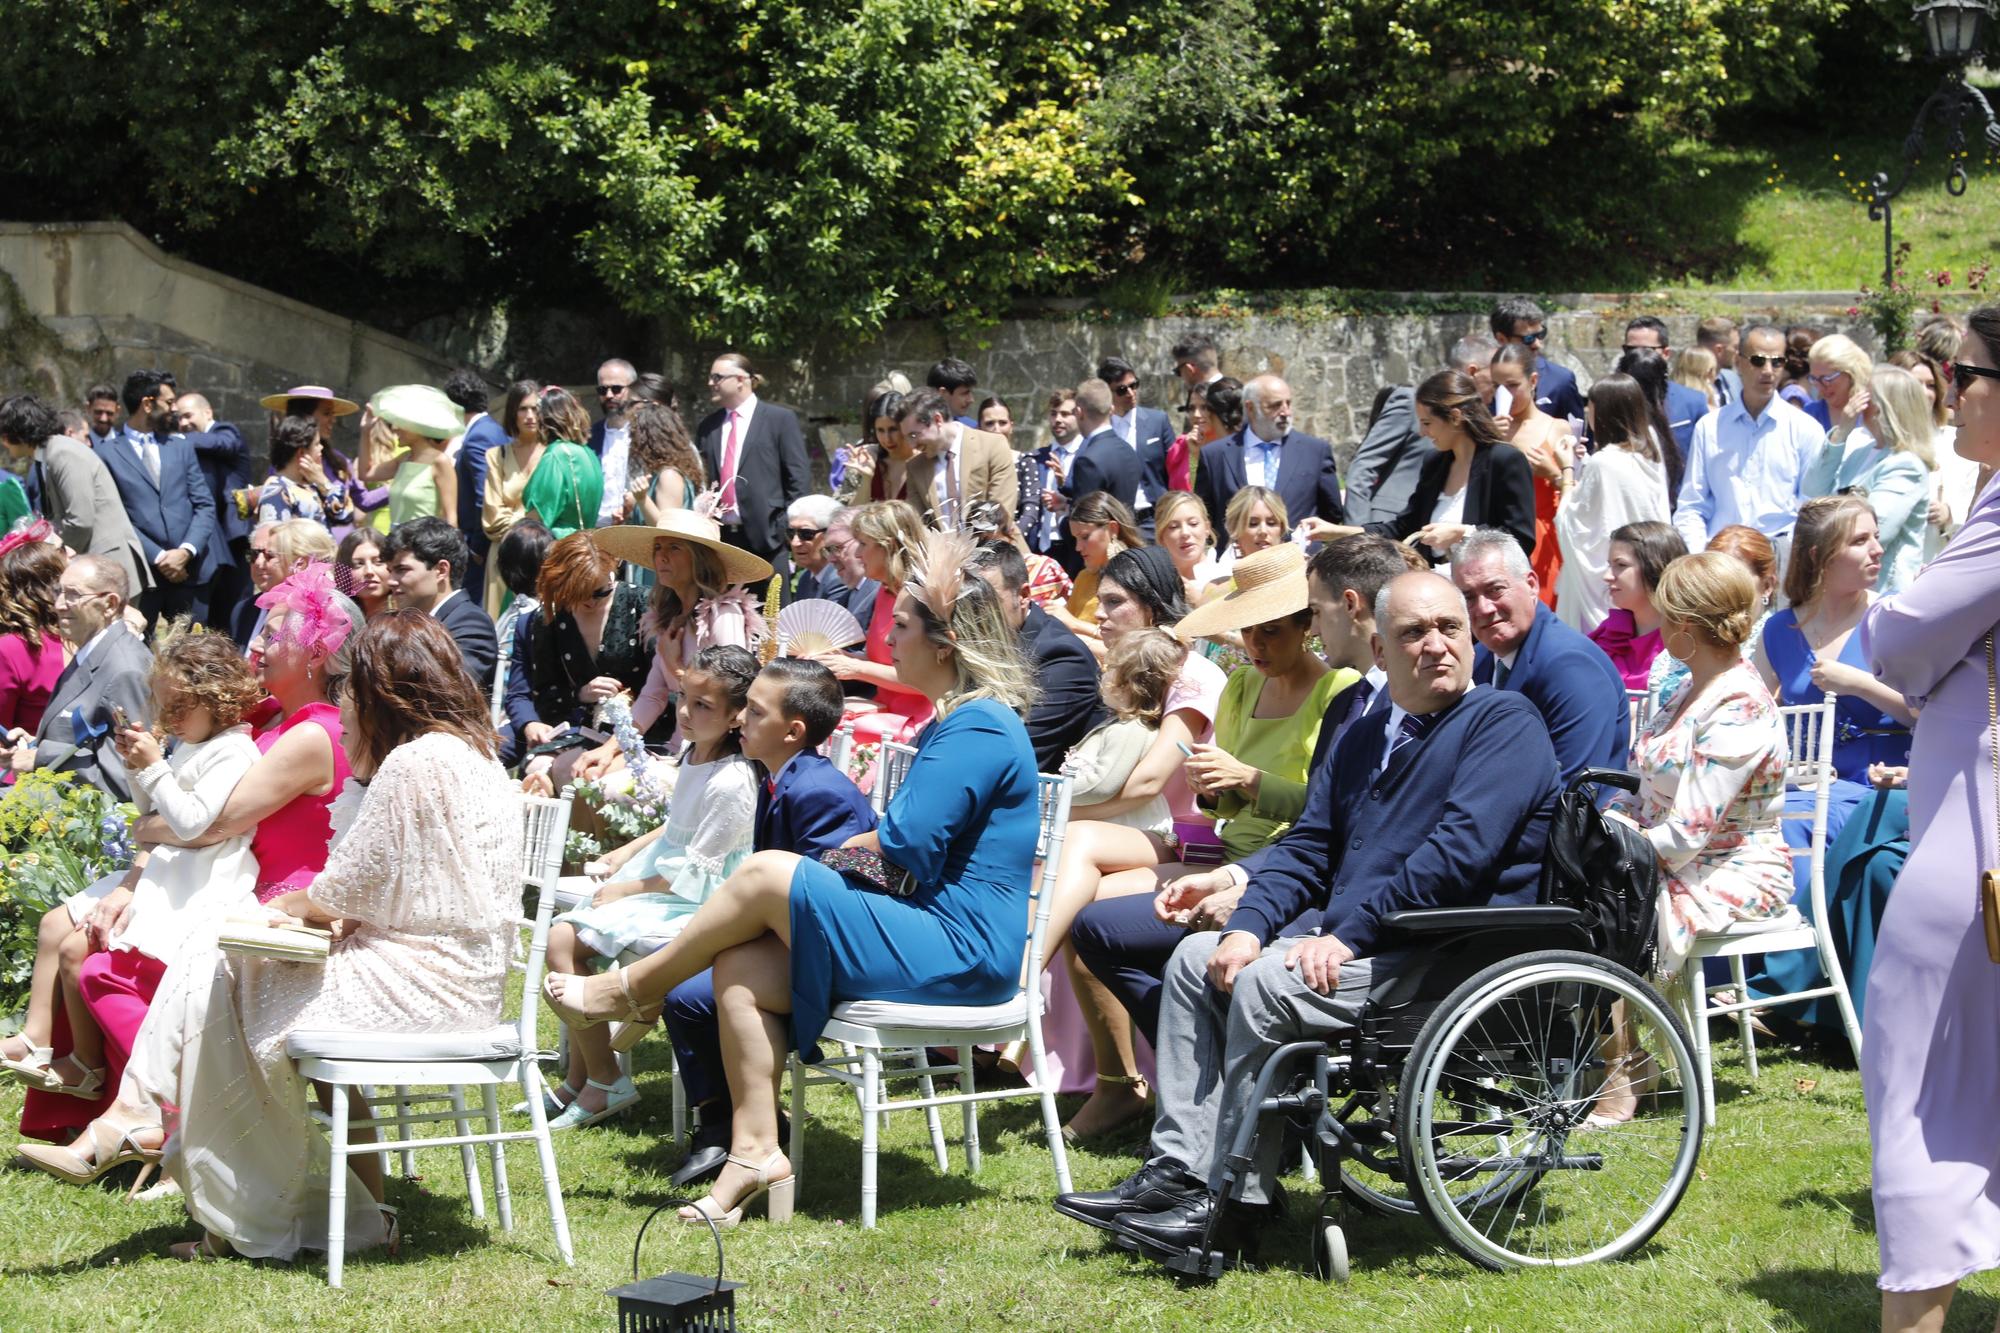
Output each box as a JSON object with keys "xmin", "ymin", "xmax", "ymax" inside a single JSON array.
[
  {"xmin": 931, "ymin": 423, "xmax": 965, "ymax": 526},
  {"xmin": 1674, "ymin": 394, "xmax": 1826, "ymax": 547},
  {"xmin": 597, "ymin": 420, "xmax": 631, "ymax": 525},
  {"xmin": 1039, "ymin": 437, "xmax": 1082, "ymax": 549},
  {"xmin": 717, "ymin": 394, "xmax": 761, "ymax": 524},
  {"xmin": 1242, "ymin": 425, "xmax": 1282, "ymax": 489}
]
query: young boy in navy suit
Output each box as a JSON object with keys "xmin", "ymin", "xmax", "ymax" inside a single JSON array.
[{"xmin": 663, "ymin": 657, "xmax": 875, "ymax": 1185}]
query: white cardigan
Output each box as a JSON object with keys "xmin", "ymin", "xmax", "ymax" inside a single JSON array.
[{"xmin": 1554, "ymin": 445, "xmax": 1668, "ymax": 633}]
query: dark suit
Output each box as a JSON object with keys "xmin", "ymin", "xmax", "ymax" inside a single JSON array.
[
  {"xmin": 1116, "ymin": 406, "xmax": 1175, "ymax": 522},
  {"xmin": 1020, "ymin": 604, "xmax": 1108, "ymax": 772},
  {"xmin": 1472, "ymin": 602, "xmax": 1629, "ymax": 784},
  {"xmin": 184, "ymin": 420, "xmax": 253, "ymax": 629},
  {"xmin": 665, "ymin": 751, "xmax": 877, "ymax": 1108},
  {"xmin": 1076, "ymin": 670, "xmax": 1386, "ymax": 1041},
  {"xmin": 456, "ymin": 412, "xmax": 512, "ymax": 593},
  {"xmin": 433, "ymin": 590, "xmax": 499, "ymax": 695},
  {"xmin": 772, "ymin": 555, "xmax": 842, "ymax": 607},
  {"xmin": 696, "ymin": 398, "xmax": 812, "ymax": 568},
  {"xmin": 1362, "ymin": 442, "xmax": 1536, "ymax": 567},
  {"xmin": 1534, "ymin": 356, "xmax": 1587, "ymax": 422},
  {"xmin": 99, "ymin": 426, "xmax": 220, "ymax": 625},
  {"xmin": 1344, "ymin": 387, "xmax": 1426, "ymax": 526},
  {"xmin": 1060, "ymin": 426, "xmax": 1142, "ymax": 512},
  {"xmin": 1191, "ymin": 426, "xmax": 1346, "ymax": 539},
  {"xmin": 30, "ymin": 623, "xmax": 154, "ymax": 801}
]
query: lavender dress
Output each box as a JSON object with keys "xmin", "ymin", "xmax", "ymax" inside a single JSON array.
[{"xmin": 1860, "ymin": 469, "xmax": 2000, "ymax": 1293}]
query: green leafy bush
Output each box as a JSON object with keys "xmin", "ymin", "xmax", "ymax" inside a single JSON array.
[{"xmin": 0, "ymin": 772, "xmax": 136, "ymax": 1017}]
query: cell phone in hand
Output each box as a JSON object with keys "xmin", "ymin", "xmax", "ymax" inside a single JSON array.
[{"xmin": 112, "ymin": 705, "xmax": 132, "ymax": 732}]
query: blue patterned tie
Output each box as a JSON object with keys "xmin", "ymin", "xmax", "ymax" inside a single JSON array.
[{"xmin": 1388, "ymin": 709, "xmax": 1435, "ymax": 762}]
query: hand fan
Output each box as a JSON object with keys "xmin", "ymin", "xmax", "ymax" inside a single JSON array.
[{"xmin": 777, "ymin": 600, "xmax": 866, "ymax": 658}]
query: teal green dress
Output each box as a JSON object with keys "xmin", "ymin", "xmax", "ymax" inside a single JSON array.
[
  {"xmin": 785, "ymin": 697, "xmax": 1040, "ymax": 1060},
  {"xmin": 0, "ymin": 475, "xmax": 28, "ymax": 532}
]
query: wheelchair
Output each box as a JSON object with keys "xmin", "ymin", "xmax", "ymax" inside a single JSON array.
[{"xmin": 1142, "ymin": 771, "xmax": 1705, "ymax": 1281}]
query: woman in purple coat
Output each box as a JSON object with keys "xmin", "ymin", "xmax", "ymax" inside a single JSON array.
[{"xmin": 1860, "ymin": 304, "xmax": 2000, "ymax": 1330}]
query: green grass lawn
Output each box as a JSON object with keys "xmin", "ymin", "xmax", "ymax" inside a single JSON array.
[{"xmin": 2, "ymin": 1016, "xmax": 1991, "ymax": 1332}]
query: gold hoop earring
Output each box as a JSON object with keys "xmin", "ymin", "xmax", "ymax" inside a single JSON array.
[{"xmin": 1668, "ymin": 630, "xmax": 1698, "ymax": 660}]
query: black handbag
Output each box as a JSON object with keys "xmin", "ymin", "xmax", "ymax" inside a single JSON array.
[
  {"xmin": 1540, "ymin": 768, "xmax": 1662, "ymax": 976},
  {"xmin": 815, "ymin": 846, "xmax": 918, "ymax": 898}
]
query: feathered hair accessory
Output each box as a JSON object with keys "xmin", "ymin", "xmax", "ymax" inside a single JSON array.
[
  {"xmin": 256, "ymin": 560, "xmax": 352, "ymax": 657},
  {"xmin": 0, "ymin": 518, "xmax": 55, "ymax": 559},
  {"xmin": 906, "ymin": 528, "xmax": 978, "ymax": 630}
]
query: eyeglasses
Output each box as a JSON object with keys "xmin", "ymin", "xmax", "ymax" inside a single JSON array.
[
  {"xmin": 1950, "ymin": 362, "xmax": 2000, "ymax": 386},
  {"xmin": 596, "ymin": 384, "xmax": 629, "ymax": 396},
  {"xmin": 1809, "ymin": 371, "xmax": 1847, "ymax": 385},
  {"xmin": 590, "ymin": 584, "xmax": 615, "ymax": 600},
  {"xmin": 787, "ymin": 527, "xmax": 825, "ymax": 542},
  {"xmin": 54, "ymin": 586, "xmax": 110, "ymax": 606},
  {"xmin": 707, "ymin": 372, "xmax": 745, "ymax": 384},
  {"xmin": 1744, "ymin": 354, "xmax": 1786, "ymax": 369}
]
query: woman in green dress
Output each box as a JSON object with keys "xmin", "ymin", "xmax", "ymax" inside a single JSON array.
[
  {"xmin": 361, "ymin": 384, "xmax": 462, "ymax": 528},
  {"xmin": 482, "ymin": 382, "xmax": 605, "ymax": 615}
]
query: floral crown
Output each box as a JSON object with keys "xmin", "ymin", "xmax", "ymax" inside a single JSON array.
[{"xmin": 255, "ymin": 561, "xmax": 352, "ymax": 657}]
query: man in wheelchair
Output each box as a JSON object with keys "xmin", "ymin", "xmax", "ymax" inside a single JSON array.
[{"xmin": 1054, "ymin": 571, "xmax": 1563, "ymax": 1261}]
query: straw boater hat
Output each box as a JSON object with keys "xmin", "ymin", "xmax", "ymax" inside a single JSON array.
[
  {"xmin": 589, "ymin": 510, "xmax": 773, "ymax": 587},
  {"xmin": 1172, "ymin": 542, "xmax": 1310, "ymax": 642},
  {"xmin": 369, "ymin": 384, "xmax": 465, "ymax": 440},
  {"xmin": 259, "ymin": 384, "xmax": 360, "ymax": 415}
]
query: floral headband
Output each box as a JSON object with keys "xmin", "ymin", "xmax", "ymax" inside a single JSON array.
[
  {"xmin": 255, "ymin": 561, "xmax": 352, "ymax": 658},
  {"xmin": 0, "ymin": 518, "xmax": 55, "ymax": 559}
]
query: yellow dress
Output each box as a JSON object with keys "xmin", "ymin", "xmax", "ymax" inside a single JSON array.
[
  {"xmin": 1067, "ymin": 567, "xmax": 1102, "ymax": 624},
  {"xmin": 481, "ymin": 444, "xmax": 537, "ymax": 617}
]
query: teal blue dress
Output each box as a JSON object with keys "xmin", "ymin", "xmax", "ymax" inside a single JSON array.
[{"xmin": 786, "ymin": 696, "xmax": 1040, "ymax": 1061}]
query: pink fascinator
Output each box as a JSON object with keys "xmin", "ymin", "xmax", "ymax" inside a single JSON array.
[
  {"xmin": 256, "ymin": 561, "xmax": 352, "ymax": 657},
  {"xmin": 0, "ymin": 518, "xmax": 56, "ymax": 559}
]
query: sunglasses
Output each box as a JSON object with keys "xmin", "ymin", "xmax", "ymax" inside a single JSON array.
[
  {"xmin": 1112, "ymin": 382, "xmax": 1138, "ymax": 396},
  {"xmin": 1951, "ymin": 362, "xmax": 2000, "ymax": 386},
  {"xmin": 1519, "ymin": 330, "xmax": 1546, "ymax": 345},
  {"xmin": 596, "ymin": 383, "xmax": 629, "ymax": 396},
  {"xmin": 1744, "ymin": 354, "xmax": 1786, "ymax": 369},
  {"xmin": 787, "ymin": 527, "xmax": 825, "ymax": 542},
  {"xmin": 1809, "ymin": 371, "xmax": 1847, "ymax": 385}
]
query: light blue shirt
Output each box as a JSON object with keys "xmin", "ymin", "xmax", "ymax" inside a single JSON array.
[
  {"xmin": 1243, "ymin": 427, "xmax": 1281, "ymax": 489},
  {"xmin": 1673, "ymin": 394, "xmax": 1825, "ymax": 548}
]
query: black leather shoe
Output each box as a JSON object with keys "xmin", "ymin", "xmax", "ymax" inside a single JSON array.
[
  {"xmin": 1052, "ymin": 1160, "xmax": 1201, "ymax": 1232},
  {"xmin": 1111, "ymin": 1189, "xmax": 1281, "ymax": 1258},
  {"xmin": 669, "ymin": 1111, "xmax": 792, "ymax": 1189}
]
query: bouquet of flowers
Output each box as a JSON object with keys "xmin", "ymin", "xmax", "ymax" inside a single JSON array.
[
  {"xmin": 558, "ymin": 692, "xmax": 673, "ymax": 864},
  {"xmin": 0, "ymin": 771, "xmax": 136, "ymax": 1012}
]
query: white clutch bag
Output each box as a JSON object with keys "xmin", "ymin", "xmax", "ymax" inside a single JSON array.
[{"xmin": 218, "ymin": 913, "xmax": 333, "ymax": 963}]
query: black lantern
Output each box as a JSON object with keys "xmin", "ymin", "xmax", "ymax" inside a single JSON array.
[
  {"xmin": 609, "ymin": 1200, "xmax": 742, "ymax": 1332},
  {"xmin": 1865, "ymin": 1, "xmax": 2000, "ymax": 290},
  {"xmin": 1917, "ymin": 0, "xmax": 1992, "ymax": 61}
]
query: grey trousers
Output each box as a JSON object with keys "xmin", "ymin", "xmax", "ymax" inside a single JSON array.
[{"xmin": 1148, "ymin": 933, "xmax": 1385, "ymax": 1204}]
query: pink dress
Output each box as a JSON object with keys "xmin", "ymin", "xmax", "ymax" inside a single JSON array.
[
  {"xmin": 249, "ymin": 699, "xmax": 352, "ymax": 903},
  {"xmin": 863, "ymin": 584, "xmax": 933, "ymax": 724},
  {"xmin": 0, "ymin": 631, "xmax": 65, "ymax": 784}
]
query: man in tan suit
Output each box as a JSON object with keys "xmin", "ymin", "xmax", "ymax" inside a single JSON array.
[
  {"xmin": 898, "ymin": 390, "xmax": 1018, "ymax": 529},
  {"xmin": 0, "ymin": 392, "xmax": 149, "ymax": 597}
]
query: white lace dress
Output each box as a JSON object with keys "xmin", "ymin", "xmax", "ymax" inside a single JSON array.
[
  {"xmin": 133, "ymin": 731, "xmax": 523, "ymax": 1260},
  {"xmin": 555, "ymin": 752, "xmax": 758, "ymax": 959}
]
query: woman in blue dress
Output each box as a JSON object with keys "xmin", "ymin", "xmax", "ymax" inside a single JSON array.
[
  {"xmin": 1746, "ymin": 494, "xmax": 1914, "ymax": 1019},
  {"xmin": 544, "ymin": 528, "xmax": 1041, "ymax": 1228}
]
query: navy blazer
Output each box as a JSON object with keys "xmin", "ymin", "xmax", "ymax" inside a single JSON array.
[
  {"xmin": 1191, "ymin": 426, "xmax": 1346, "ymax": 538},
  {"xmin": 1534, "ymin": 356, "xmax": 1587, "ymax": 422},
  {"xmin": 1060, "ymin": 427, "xmax": 1142, "ymax": 510},
  {"xmin": 1664, "ymin": 380, "xmax": 1709, "ymax": 455},
  {"xmin": 184, "ymin": 420, "xmax": 253, "ymax": 546},
  {"xmin": 1118, "ymin": 406, "xmax": 1175, "ymax": 511},
  {"xmin": 1020, "ymin": 603, "xmax": 1108, "ymax": 772},
  {"xmin": 456, "ymin": 413, "xmax": 512, "ymax": 560},
  {"xmin": 435, "ymin": 590, "xmax": 499, "ymax": 695},
  {"xmin": 99, "ymin": 427, "xmax": 221, "ymax": 579},
  {"xmin": 758, "ymin": 751, "xmax": 877, "ymax": 857},
  {"xmin": 1227, "ymin": 687, "xmax": 1559, "ymax": 958},
  {"xmin": 1472, "ymin": 603, "xmax": 1629, "ymax": 785},
  {"xmin": 1363, "ymin": 442, "xmax": 1536, "ymax": 566}
]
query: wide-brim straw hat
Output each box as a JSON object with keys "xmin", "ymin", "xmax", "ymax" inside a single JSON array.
[
  {"xmin": 1173, "ymin": 542, "xmax": 1309, "ymax": 642},
  {"xmin": 259, "ymin": 384, "xmax": 360, "ymax": 415},
  {"xmin": 370, "ymin": 384, "xmax": 465, "ymax": 440},
  {"xmin": 590, "ymin": 510, "xmax": 773, "ymax": 587}
]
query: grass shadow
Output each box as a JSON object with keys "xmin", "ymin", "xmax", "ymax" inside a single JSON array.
[
  {"xmin": 1784, "ymin": 1186, "xmax": 1875, "ymax": 1235},
  {"xmin": 1738, "ymin": 1266, "xmax": 1960, "ymax": 1332}
]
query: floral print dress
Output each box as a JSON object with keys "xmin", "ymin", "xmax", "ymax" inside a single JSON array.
[{"xmin": 1614, "ymin": 660, "xmax": 1792, "ymax": 972}]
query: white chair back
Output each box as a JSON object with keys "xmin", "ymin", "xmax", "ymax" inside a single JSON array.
[
  {"xmin": 1626, "ymin": 687, "xmax": 1655, "ymax": 735},
  {"xmin": 825, "ymin": 719, "xmax": 855, "ymax": 773},
  {"xmin": 1777, "ymin": 692, "xmax": 1838, "ymax": 918},
  {"xmin": 873, "ymin": 740, "xmax": 919, "ymax": 815},
  {"xmin": 516, "ymin": 795, "xmax": 572, "ymax": 1051},
  {"xmin": 1019, "ymin": 773, "xmax": 1074, "ymax": 994}
]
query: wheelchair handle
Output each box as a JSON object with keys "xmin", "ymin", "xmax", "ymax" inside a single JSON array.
[{"xmin": 1572, "ymin": 767, "xmax": 1640, "ymax": 795}]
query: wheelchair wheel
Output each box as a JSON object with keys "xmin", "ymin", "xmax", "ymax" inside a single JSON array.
[
  {"xmin": 1396, "ymin": 950, "xmax": 1702, "ymax": 1270},
  {"xmin": 1331, "ymin": 1079, "xmax": 1417, "ymax": 1217}
]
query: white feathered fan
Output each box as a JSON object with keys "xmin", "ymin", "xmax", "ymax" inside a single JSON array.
[{"xmin": 776, "ymin": 600, "xmax": 866, "ymax": 658}]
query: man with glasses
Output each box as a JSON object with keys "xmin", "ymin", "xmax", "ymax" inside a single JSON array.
[
  {"xmin": 1623, "ymin": 315, "xmax": 1710, "ymax": 453},
  {"xmin": 588, "ymin": 358, "xmax": 639, "ymax": 527},
  {"xmin": 900, "ymin": 390, "xmax": 1018, "ymax": 531},
  {"xmin": 1099, "ymin": 355, "xmax": 1173, "ymax": 536},
  {"xmin": 382, "ymin": 516, "xmax": 498, "ymax": 691},
  {"xmin": 0, "ymin": 393, "xmax": 148, "ymax": 598},
  {"xmin": 696, "ymin": 352, "xmax": 810, "ymax": 574},
  {"xmin": 774, "ymin": 494, "xmax": 843, "ymax": 606},
  {"xmin": 1169, "ymin": 333, "xmax": 1223, "ymax": 396},
  {"xmin": 1, "ymin": 555, "xmax": 154, "ymax": 801},
  {"xmin": 1674, "ymin": 324, "xmax": 1828, "ymax": 576},
  {"xmin": 1191, "ymin": 373, "xmax": 1344, "ymax": 539},
  {"xmin": 1490, "ymin": 297, "xmax": 1586, "ymax": 422}
]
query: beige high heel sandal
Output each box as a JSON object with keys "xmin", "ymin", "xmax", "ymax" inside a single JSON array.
[{"xmin": 678, "ymin": 1149, "xmax": 796, "ymax": 1229}]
